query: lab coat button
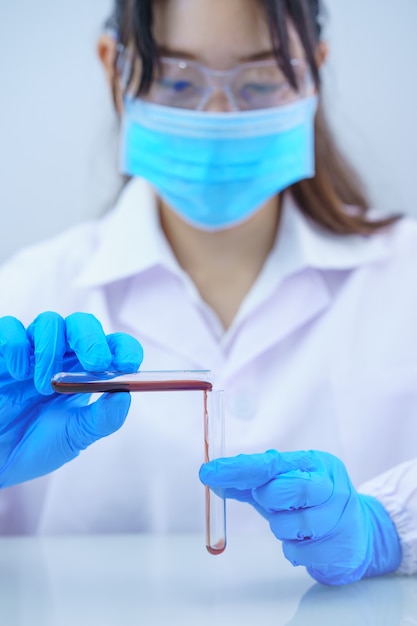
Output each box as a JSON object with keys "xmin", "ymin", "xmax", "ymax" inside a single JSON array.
[{"xmin": 227, "ymin": 391, "xmax": 257, "ymax": 420}]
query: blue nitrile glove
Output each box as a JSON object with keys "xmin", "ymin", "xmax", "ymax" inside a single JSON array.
[
  {"xmin": 0, "ymin": 312, "xmax": 143, "ymax": 488},
  {"xmin": 200, "ymin": 449, "xmax": 402, "ymax": 586}
]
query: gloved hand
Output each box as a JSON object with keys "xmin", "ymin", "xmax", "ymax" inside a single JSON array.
[
  {"xmin": 200, "ymin": 449, "xmax": 402, "ymax": 585},
  {"xmin": 0, "ymin": 311, "xmax": 143, "ymax": 488}
]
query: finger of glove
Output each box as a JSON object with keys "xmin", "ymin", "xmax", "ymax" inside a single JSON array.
[
  {"xmin": 203, "ymin": 483, "xmax": 255, "ymax": 504},
  {"xmin": 65, "ymin": 313, "xmax": 112, "ymax": 371},
  {"xmin": 65, "ymin": 392, "xmax": 131, "ymax": 451},
  {"xmin": 106, "ymin": 333, "xmax": 144, "ymax": 372},
  {"xmin": 219, "ymin": 487, "xmax": 272, "ymax": 520},
  {"xmin": 28, "ymin": 312, "xmax": 66, "ymax": 395},
  {"xmin": 283, "ymin": 535, "xmax": 325, "ymax": 568},
  {"xmin": 252, "ymin": 468, "xmax": 334, "ymax": 513},
  {"xmin": 199, "ymin": 479, "xmax": 271, "ymax": 522},
  {"xmin": 270, "ymin": 472, "xmax": 357, "ymax": 543},
  {"xmin": 199, "ymin": 450, "xmax": 315, "ymax": 490},
  {"xmin": 267, "ymin": 499, "xmax": 343, "ymax": 542},
  {"xmin": 281, "ymin": 531, "xmax": 360, "ymax": 572},
  {"xmin": 0, "ymin": 316, "xmax": 32, "ymax": 380}
]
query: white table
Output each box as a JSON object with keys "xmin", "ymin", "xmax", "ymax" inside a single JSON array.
[{"xmin": 0, "ymin": 532, "xmax": 415, "ymax": 626}]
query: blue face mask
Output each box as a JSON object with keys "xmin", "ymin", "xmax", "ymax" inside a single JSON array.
[{"xmin": 120, "ymin": 96, "xmax": 318, "ymax": 231}]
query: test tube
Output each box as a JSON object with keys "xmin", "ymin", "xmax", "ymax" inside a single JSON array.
[
  {"xmin": 51, "ymin": 370, "xmax": 226, "ymax": 554},
  {"xmin": 204, "ymin": 388, "xmax": 226, "ymax": 555},
  {"xmin": 51, "ymin": 370, "xmax": 213, "ymax": 394}
]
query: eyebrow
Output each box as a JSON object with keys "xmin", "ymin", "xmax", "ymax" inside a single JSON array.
[
  {"xmin": 240, "ymin": 50, "xmax": 276, "ymax": 62},
  {"xmin": 157, "ymin": 46, "xmax": 276, "ymax": 63}
]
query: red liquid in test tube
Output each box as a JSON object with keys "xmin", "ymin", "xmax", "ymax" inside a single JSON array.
[{"xmin": 204, "ymin": 388, "xmax": 226, "ymax": 555}]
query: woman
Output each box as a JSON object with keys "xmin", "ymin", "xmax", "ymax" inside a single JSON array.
[{"xmin": 0, "ymin": 0, "xmax": 416, "ymax": 585}]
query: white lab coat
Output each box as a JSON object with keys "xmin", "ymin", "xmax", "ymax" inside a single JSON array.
[{"xmin": 0, "ymin": 178, "xmax": 416, "ymax": 573}]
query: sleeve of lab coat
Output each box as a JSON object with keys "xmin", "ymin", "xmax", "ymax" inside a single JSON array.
[{"xmin": 359, "ymin": 459, "xmax": 417, "ymax": 575}]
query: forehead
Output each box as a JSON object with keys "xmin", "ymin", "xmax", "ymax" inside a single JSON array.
[{"xmin": 152, "ymin": 0, "xmax": 303, "ymax": 67}]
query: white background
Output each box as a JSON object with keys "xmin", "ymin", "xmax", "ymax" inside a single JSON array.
[{"xmin": 0, "ymin": 0, "xmax": 416, "ymax": 263}]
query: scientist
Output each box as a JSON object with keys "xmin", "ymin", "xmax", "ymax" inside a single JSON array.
[{"xmin": 0, "ymin": 0, "xmax": 416, "ymax": 586}]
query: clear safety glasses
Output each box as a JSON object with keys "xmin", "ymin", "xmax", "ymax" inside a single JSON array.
[{"xmin": 116, "ymin": 46, "xmax": 314, "ymax": 111}]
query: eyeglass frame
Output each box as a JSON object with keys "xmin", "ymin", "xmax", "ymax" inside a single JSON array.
[{"xmin": 116, "ymin": 46, "xmax": 315, "ymax": 112}]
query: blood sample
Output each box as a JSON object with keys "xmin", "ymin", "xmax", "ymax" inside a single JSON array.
[
  {"xmin": 51, "ymin": 370, "xmax": 213, "ymax": 394},
  {"xmin": 51, "ymin": 370, "xmax": 226, "ymax": 554}
]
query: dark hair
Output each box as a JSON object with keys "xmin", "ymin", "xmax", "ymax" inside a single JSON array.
[{"xmin": 106, "ymin": 0, "xmax": 400, "ymax": 235}]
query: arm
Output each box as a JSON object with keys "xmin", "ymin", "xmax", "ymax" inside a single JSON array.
[{"xmin": 359, "ymin": 459, "xmax": 417, "ymax": 575}]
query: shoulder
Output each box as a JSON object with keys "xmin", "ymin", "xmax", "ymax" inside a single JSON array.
[
  {"xmin": 0, "ymin": 219, "xmax": 101, "ymax": 322},
  {"xmin": 386, "ymin": 214, "xmax": 417, "ymax": 247},
  {"xmin": 336, "ymin": 215, "xmax": 417, "ymax": 304},
  {"xmin": 328, "ymin": 215, "xmax": 417, "ymax": 354},
  {"xmin": 372, "ymin": 215, "xmax": 417, "ymax": 276},
  {"xmin": 0, "ymin": 178, "xmax": 156, "ymax": 324},
  {"xmin": 0, "ymin": 218, "xmax": 101, "ymax": 279}
]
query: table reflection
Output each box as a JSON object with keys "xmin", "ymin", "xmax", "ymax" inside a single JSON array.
[{"xmin": 287, "ymin": 575, "xmax": 417, "ymax": 626}]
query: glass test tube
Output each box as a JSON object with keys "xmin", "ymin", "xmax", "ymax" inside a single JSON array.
[
  {"xmin": 51, "ymin": 369, "xmax": 213, "ymax": 394},
  {"xmin": 51, "ymin": 369, "xmax": 226, "ymax": 554},
  {"xmin": 204, "ymin": 388, "xmax": 226, "ymax": 555}
]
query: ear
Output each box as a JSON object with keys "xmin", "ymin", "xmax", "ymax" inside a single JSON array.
[
  {"xmin": 97, "ymin": 33, "xmax": 117, "ymax": 84},
  {"xmin": 97, "ymin": 34, "xmax": 124, "ymax": 113},
  {"xmin": 315, "ymin": 40, "xmax": 329, "ymax": 67}
]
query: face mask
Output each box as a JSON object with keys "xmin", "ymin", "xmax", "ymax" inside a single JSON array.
[{"xmin": 120, "ymin": 96, "xmax": 318, "ymax": 231}]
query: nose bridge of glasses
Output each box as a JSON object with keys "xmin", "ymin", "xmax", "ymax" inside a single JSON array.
[{"xmin": 199, "ymin": 67, "xmax": 238, "ymax": 111}]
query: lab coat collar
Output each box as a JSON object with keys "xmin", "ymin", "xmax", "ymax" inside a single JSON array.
[
  {"xmin": 74, "ymin": 178, "xmax": 178, "ymax": 288},
  {"xmin": 218, "ymin": 198, "xmax": 391, "ymax": 376},
  {"xmin": 74, "ymin": 177, "xmax": 390, "ymax": 290},
  {"xmin": 272, "ymin": 194, "xmax": 391, "ymax": 278}
]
